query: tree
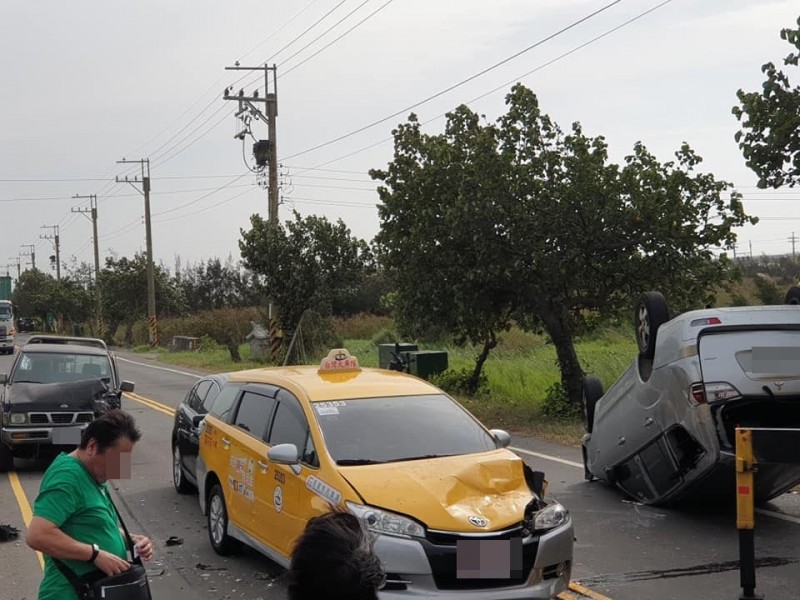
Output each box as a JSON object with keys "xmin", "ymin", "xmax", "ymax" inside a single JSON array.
[
  {"xmin": 373, "ymin": 84, "xmax": 755, "ymax": 404},
  {"xmin": 99, "ymin": 254, "xmax": 185, "ymax": 344},
  {"xmin": 10, "ymin": 270, "xmax": 93, "ymax": 330},
  {"xmin": 733, "ymin": 16, "xmax": 800, "ymax": 188},
  {"xmin": 239, "ymin": 211, "xmax": 373, "ymax": 333}
]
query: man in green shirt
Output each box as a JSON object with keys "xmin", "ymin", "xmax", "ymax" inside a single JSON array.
[{"xmin": 26, "ymin": 410, "xmax": 154, "ymax": 600}]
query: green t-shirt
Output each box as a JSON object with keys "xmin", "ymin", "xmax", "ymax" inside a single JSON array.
[{"xmin": 33, "ymin": 453, "xmax": 128, "ymax": 600}]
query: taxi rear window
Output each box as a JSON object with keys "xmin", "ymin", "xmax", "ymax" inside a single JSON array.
[{"xmin": 313, "ymin": 394, "xmax": 497, "ymax": 464}]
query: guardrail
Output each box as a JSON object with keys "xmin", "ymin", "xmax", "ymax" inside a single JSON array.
[{"xmin": 735, "ymin": 427, "xmax": 800, "ymax": 600}]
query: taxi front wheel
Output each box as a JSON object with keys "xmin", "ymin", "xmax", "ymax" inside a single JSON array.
[{"xmin": 207, "ymin": 484, "xmax": 241, "ymax": 555}]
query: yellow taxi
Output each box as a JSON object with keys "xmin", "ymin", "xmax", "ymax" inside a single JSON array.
[{"xmin": 196, "ymin": 349, "xmax": 573, "ymax": 599}]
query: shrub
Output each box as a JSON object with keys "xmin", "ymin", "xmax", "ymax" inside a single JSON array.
[
  {"xmin": 539, "ymin": 382, "xmax": 582, "ymax": 421},
  {"xmin": 430, "ymin": 368, "xmax": 489, "ymax": 397},
  {"xmin": 332, "ymin": 314, "xmax": 395, "ymax": 340},
  {"xmin": 371, "ymin": 328, "xmax": 399, "ymax": 346}
]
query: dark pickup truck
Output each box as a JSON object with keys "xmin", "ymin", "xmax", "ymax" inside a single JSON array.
[{"xmin": 0, "ymin": 339, "xmax": 134, "ymax": 471}]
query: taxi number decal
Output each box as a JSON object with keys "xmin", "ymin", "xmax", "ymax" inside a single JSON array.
[
  {"xmin": 306, "ymin": 475, "xmax": 342, "ymax": 506},
  {"xmin": 274, "ymin": 471, "xmax": 286, "ymax": 484},
  {"xmin": 315, "ymin": 401, "xmax": 345, "ymax": 416},
  {"xmin": 228, "ymin": 475, "xmax": 254, "ymax": 502}
]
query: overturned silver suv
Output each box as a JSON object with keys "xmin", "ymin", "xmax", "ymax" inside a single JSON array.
[{"xmin": 582, "ymin": 292, "xmax": 800, "ymax": 505}]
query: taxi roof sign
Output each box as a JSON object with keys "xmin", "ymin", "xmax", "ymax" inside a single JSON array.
[{"xmin": 319, "ymin": 348, "xmax": 361, "ymax": 373}]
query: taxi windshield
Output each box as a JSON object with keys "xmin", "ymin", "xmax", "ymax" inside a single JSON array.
[{"xmin": 313, "ymin": 394, "xmax": 497, "ymax": 464}]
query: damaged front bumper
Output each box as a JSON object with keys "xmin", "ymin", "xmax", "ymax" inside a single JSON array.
[{"xmin": 374, "ymin": 516, "xmax": 574, "ymax": 599}]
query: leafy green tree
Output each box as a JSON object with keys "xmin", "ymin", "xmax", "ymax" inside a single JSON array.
[
  {"xmin": 373, "ymin": 84, "xmax": 755, "ymax": 404},
  {"xmin": 239, "ymin": 211, "xmax": 373, "ymax": 333},
  {"xmin": 733, "ymin": 16, "xmax": 800, "ymax": 188},
  {"xmin": 11, "ymin": 270, "xmax": 92, "ymax": 330},
  {"xmin": 99, "ymin": 254, "xmax": 185, "ymax": 344}
]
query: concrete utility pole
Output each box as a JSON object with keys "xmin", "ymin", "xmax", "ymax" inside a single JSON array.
[
  {"xmin": 40, "ymin": 225, "xmax": 61, "ymax": 280},
  {"xmin": 790, "ymin": 232, "xmax": 798, "ymax": 262},
  {"xmin": 8, "ymin": 257, "xmax": 21, "ymax": 279},
  {"xmin": 20, "ymin": 244, "xmax": 36, "ymax": 271},
  {"xmin": 749, "ymin": 241, "xmax": 753, "ymax": 260},
  {"xmin": 73, "ymin": 194, "xmax": 102, "ymax": 335},
  {"xmin": 116, "ymin": 159, "xmax": 157, "ymax": 347},
  {"xmin": 71, "ymin": 195, "xmax": 100, "ymax": 282},
  {"xmin": 223, "ymin": 63, "xmax": 279, "ymax": 224},
  {"xmin": 224, "ymin": 63, "xmax": 281, "ymax": 359}
]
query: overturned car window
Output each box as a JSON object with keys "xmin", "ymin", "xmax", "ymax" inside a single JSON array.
[{"xmin": 314, "ymin": 394, "xmax": 497, "ymax": 464}]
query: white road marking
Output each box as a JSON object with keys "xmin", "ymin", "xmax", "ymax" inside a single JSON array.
[
  {"xmin": 511, "ymin": 446, "xmax": 584, "ymax": 469},
  {"xmin": 116, "ymin": 356, "xmax": 202, "ymax": 379},
  {"xmin": 512, "ymin": 446, "xmax": 800, "ymax": 525}
]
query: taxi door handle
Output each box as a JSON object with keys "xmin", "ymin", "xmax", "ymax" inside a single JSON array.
[
  {"xmin": 221, "ymin": 438, "xmax": 231, "ymax": 449},
  {"xmin": 258, "ymin": 460, "xmax": 268, "ymax": 471}
]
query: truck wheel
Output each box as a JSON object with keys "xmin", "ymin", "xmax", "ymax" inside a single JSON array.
[
  {"xmin": 0, "ymin": 443, "xmax": 14, "ymax": 472},
  {"xmin": 634, "ymin": 292, "xmax": 670, "ymax": 359}
]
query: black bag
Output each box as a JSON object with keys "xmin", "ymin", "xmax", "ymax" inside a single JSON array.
[{"xmin": 52, "ymin": 495, "xmax": 152, "ymax": 600}]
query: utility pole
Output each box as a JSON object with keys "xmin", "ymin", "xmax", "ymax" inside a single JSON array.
[
  {"xmin": 8, "ymin": 257, "xmax": 21, "ymax": 279},
  {"xmin": 224, "ymin": 63, "xmax": 281, "ymax": 359},
  {"xmin": 20, "ymin": 244, "xmax": 36, "ymax": 271},
  {"xmin": 116, "ymin": 159, "xmax": 157, "ymax": 347},
  {"xmin": 40, "ymin": 225, "xmax": 61, "ymax": 280},
  {"xmin": 732, "ymin": 243, "xmax": 737, "ymax": 261},
  {"xmin": 790, "ymin": 232, "xmax": 798, "ymax": 262},
  {"xmin": 73, "ymin": 194, "xmax": 102, "ymax": 336},
  {"xmin": 223, "ymin": 63, "xmax": 279, "ymax": 223},
  {"xmin": 749, "ymin": 241, "xmax": 753, "ymax": 260}
]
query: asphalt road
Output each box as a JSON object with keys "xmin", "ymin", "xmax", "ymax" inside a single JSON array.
[{"xmin": 1, "ymin": 340, "xmax": 799, "ymax": 600}]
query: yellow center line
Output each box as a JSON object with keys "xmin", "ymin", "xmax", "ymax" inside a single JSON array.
[
  {"xmin": 8, "ymin": 472, "xmax": 45, "ymax": 570},
  {"xmin": 569, "ymin": 581, "xmax": 613, "ymax": 600},
  {"xmin": 124, "ymin": 392, "xmax": 175, "ymax": 417}
]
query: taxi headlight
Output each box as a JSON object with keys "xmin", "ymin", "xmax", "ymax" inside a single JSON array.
[
  {"xmin": 533, "ymin": 502, "xmax": 569, "ymax": 532},
  {"xmin": 346, "ymin": 501, "xmax": 426, "ymax": 538},
  {"xmin": 10, "ymin": 413, "xmax": 27, "ymax": 425}
]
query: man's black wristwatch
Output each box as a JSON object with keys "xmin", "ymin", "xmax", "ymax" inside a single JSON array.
[{"xmin": 87, "ymin": 543, "xmax": 100, "ymax": 564}]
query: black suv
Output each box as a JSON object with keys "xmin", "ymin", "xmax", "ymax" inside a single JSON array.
[{"xmin": 0, "ymin": 337, "xmax": 135, "ymax": 471}]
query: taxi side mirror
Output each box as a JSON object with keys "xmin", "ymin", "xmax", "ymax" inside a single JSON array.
[
  {"xmin": 268, "ymin": 443, "xmax": 301, "ymax": 475},
  {"xmin": 490, "ymin": 429, "xmax": 511, "ymax": 448}
]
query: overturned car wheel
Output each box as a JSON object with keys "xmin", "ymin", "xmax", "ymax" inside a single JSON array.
[
  {"xmin": 634, "ymin": 291, "xmax": 670, "ymax": 360},
  {"xmin": 582, "ymin": 376, "xmax": 604, "ymax": 434}
]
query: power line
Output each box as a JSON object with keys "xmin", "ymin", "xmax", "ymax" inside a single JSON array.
[
  {"xmin": 237, "ymin": 0, "xmax": 320, "ymax": 63},
  {"xmin": 266, "ymin": 0, "xmax": 350, "ymax": 64},
  {"xmin": 291, "ymin": 0, "xmax": 672, "ymax": 173},
  {"xmin": 152, "ymin": 173, "xmax": 253, "ymax": 217},
  {"xmin": 282, "ymin": 0, "xmax": 625, "ymax": 161},
  {"xmin": 281, "ymin": 0, "xmax": 395, "ymax": 77}
]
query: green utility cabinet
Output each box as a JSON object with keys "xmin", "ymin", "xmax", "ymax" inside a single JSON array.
[
  {"xmin": 403, "ymin": 350, "xmax": 449, "ymax": 380},
  {"xmin": 378, "ymin": 343, "xmax": 418, "ymax": 369}
]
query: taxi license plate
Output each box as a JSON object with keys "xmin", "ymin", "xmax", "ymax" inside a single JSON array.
[{"xmin": 456, "ymin": 538, "xmax": 523, "ymax": 579}]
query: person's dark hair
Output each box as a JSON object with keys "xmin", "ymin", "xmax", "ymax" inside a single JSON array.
[
  {"xmin": 288, "ymin": 511, "xmax": 384, "ymax": 600},
  {"xmin": 79, "ymin": 409, "xmax": 142, "ymax": 451}
]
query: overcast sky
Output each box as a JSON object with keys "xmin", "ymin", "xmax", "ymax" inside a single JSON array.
[{"xmin": 1, "ymin": 0, "xmax": 798, "ymax": 280}]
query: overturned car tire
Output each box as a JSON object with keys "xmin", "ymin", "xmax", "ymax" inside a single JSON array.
[
  {"xmin": 583, "ymin": 376, "xmax": 604, "ymax": 434},
  {"xmin": 634, "ymin": 291, "xmax": 670, "ymax": 360},
  {"xmin": 785, "ymin": 285, "xmax": 800, "ymax": 305}
]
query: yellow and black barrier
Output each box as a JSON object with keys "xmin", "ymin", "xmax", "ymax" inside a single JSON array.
[{"xmin": 735, "ymin": 427, "xmax": 800, "ymax": 600}]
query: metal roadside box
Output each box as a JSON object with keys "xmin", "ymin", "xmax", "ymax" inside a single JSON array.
[
  {"xmin": 403, "ymin": 350, "xmax": 449, "ymax": 380},
  {"xmin": 378, "ymin": 343, "xmax": 418, "ymax": 369}
]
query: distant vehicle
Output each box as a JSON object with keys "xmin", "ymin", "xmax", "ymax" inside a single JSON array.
[
  {"xmin": 0, "ymin": 339, "xmax": 135, "ymax": 471},
  {"xmin": 582, "ymin": 292, "xmax": 800, "ymax": 505},
  {"xmin": 196, "ymin": 349, "xmax": 574, "ymax": 599},
  {"xmin": 16, "ymin": 317, "xmax": 37, "ymax": 333},
  {"xmin": 0, "ymin": 300, "xmax": 14, "ymax": 356}
]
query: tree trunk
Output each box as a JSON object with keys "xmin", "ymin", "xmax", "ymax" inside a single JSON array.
[
  {"xmin": 468, "ymin": 331, "xmax": 497, "ymax": 395},
  {"xmin": 542, "ymin": 309, "xmax": 584, "ymax": 408},
  {"xmin": 105, "ymin": 318, "xmax": 121, "ymax": 346},
  {"xmin": 227, "ymin": 340, "xmax": 242, "ymax": 363}
]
